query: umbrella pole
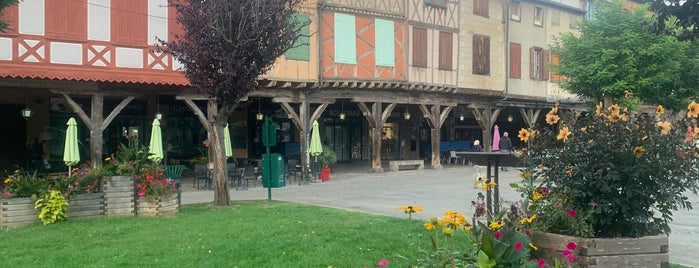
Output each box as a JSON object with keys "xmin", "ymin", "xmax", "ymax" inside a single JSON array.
[{"xmin": 68, "ymin": 166, "xmax": 72, "ymax": 178}]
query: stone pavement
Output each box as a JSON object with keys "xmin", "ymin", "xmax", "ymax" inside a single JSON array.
[{"xmin": 181, "ymin": 163, "xmax": 699, "ymax": 267}]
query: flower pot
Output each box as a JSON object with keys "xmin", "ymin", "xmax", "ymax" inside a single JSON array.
[
  {"xmin": 318, "ymin": 167, "xmax": 331, "ymax": 182},
  {"xmin": 531, "ymin": 232, "xmax": 669, "ymax": 267},
  {"xmin": 136, "ymin": 195, "xmax": 179, "ymax": 217},
  {"xmin": 0, "ymin": 197, "xmax": 39, "ymax": 228}
]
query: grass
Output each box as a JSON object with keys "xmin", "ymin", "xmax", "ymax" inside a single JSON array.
[{"xmin": 0, "ymin": 201, "xmax": 426, "ymax": 267}]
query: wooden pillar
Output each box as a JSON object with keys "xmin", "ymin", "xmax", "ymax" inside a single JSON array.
[
  {"xmin": 470, "ymin": 104, "xmax": 500, "ymax": 152},
  {"xmin": 419, "ymin": 104, "xmax": 454, "ymax": 169},
  {"xmin": 519, "ymin": 108, "xmax": 542, "ymax": 129},
  {"xmin": 356, "ymin": 101, "xmax": 395, "ymax": 173}
]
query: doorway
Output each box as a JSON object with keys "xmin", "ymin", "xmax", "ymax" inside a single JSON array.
[{"xmin": 0, "ymin": 104, "xmax": 28, "ymax": 171}]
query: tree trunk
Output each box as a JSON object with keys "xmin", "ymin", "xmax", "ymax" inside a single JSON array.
[{"xmin": 210, "ymin": 122, "xmax": 230, "ymax": 205}]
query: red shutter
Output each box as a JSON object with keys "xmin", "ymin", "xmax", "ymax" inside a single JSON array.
[
  {"xmin": 543, "ymin": 50, "xmax": 550, "ymax": 81},
  {"xmin": 46, "ymin": 0, "xmax": 87, "ymax": 40},
  {"xmin": 413, "ymin": 27, "xmax": 427, "ymax": 68},
  {"xmin": 474, "ymin": 0, "xmax": 488, "ymax": 17},
  {"xmin": 438, "ymin": 31, "xmax": 452, "ymax": 70},
  {"xmin": 112, "ymin": 0, "xmax": 148, "ymax": 45},
  {"xmin": 472, "ymin": 35, "xmax": 490, "ymax": 75},
  {"xmin": 529, "ymin": 47, "xmax": 535, "ymax": 80},
  {"xmin": 0, "ymin": 2, "xmax": 18, "ymax": 34},
  {"xmin": 551, "ymin": 54, "xmax": 561, "ymax": 81},
  {"xmin": 510, "ymin": 43, "xmax": 521, "ymax": 78}
]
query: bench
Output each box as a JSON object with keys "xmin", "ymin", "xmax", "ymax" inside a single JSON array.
[{"xmin": 388, "ymin": 160, "xmax": 424, "ymax": 171}]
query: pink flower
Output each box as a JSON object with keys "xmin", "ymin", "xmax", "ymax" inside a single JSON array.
[
  {"xmin": 566, "ymin": 209, "xmax": 577, "ymax": 217},
  {"xmin": 494, "ymin": 231, "xmax": 502, "ymax": 240},
  {"xmin": 566, "ymin": 254, "xmax": 579, "ymax": 263},
  {"xmin": 562, "ymin": 250, "xmax": 572, "ymax": 256},
  {"xmin": 537, "ymin": 259, "xmax": 546, "ymax": 268},
  {"xmin": 137, "ymin": 191, "xmax": 145, "ymax": 197},
  {"xmin": 377, "ymin": 259, "xmax": 389, "ymax": 267},
  {"xmin": 525, "ymin": 229, "xmax": 531, "ymax": 236},
  {"xmin": 567, "ymin": 242, "xmax": 578, "ymax": 251},
  {"xmin": 590, "ymin": 202, "xmax": 598, "ymax": 208},
  {"xmin": 514, "ymin": 241, "xmax": 523, "ymax": 251}
]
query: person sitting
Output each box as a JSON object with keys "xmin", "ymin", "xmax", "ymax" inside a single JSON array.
[{"xmin": 471, "ymin": 140, "xmax": 483, "ymax": 152}]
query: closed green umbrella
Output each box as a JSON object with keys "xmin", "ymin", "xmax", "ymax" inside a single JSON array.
[
  {"xmin": 148, "ymin": 119, "xmax": 164, "ymax": 162},
  {"xmin": 309, "ymin": 120, "xmax": 323, "ymax": 161},
  {"xmin": 224, "ymin": 124, "xmax": 233, "ymax": 158},
  {"xmin": 63, "ymin": 117, "xmax": 80, "ymax": 177}
]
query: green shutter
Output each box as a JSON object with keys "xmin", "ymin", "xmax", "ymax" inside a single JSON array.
[
  {"xmin": 285, "ymin": 13, "xmax": 310, "ymax": 61},
  {"xmin": 374, "ymin": 19, "xmax": 395, "ymax": 67},
  {"xmin": 334, "ymin": 13, "xmax": 356, "ymax": 64}
]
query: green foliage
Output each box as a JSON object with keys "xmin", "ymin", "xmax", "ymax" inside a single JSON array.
[
  {"xmin": 646, "ymin": 0, "xmax": 699, "ymax": 41},
  {"xmin": 516, "ymin": 102, "xmax": 699, "ymax": 238},
  {"xmin": 318, "ymin": 144, "xmax": 337, "ymax": 167},
  {"xmin": 550, "ymin": 0, "xmax": 699, "ymax": 111},
  {"xmin": 100, "ymin": 137, "xmax": 158, "ymax": 176},
  {"xmin": 2, "ymin": 169, "xmax": 48, "ymax": 198},
  {"xmin": 34, "ymin": 190, "xmax": 68, "ymax": 225}
]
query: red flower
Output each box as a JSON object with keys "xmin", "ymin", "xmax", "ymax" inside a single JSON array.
[
  {"xmin": 494, "ymin": 231, "xmax": 502, "ymax": 240},
  {"xmin": 566, "ymin": 209, "xmax": 577, "ymax": 218},
  {"xmin": 514, "ymin": 241, "xmax": 523, "ymax": 251},
  {"xmin": 567, "ymin": 242, "xmax": 578, "ymax": 251},
  {"xmin": 525, "ymin": 229, "xmax": 531, "ymax": 236},
  {"xmin": 377, "ymin": 259, "xmax": 389, "ymax": 267},
  {"xmin": 537, "ymin": 259, "xmax": 546, "ymax": 268}
]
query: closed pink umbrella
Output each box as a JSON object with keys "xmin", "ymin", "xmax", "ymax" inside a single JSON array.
[{"xmin": 492, "ymin": 124, "xmax": 501, "ymax": 152}]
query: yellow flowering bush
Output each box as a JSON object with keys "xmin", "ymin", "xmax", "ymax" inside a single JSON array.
[{"xmin": 515, "ymin": 101, "xmax": 699, "ymax": 238}]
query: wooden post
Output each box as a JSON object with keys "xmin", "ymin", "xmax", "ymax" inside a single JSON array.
[
  {"xmin": 419, "ymin": 104, "xmax": 454, "ymax": 169},
  {"xmin": 470, "ymin": 104, "xmax": 500, "ymax": 152},
  {"xmin": 356, "ymin": 101, "xmax": 396, "ymax": 173}
]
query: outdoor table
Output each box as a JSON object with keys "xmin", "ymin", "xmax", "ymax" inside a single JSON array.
[{"xmin": 456, "ymin": 152, "xmax": 522, "ymax": 214}]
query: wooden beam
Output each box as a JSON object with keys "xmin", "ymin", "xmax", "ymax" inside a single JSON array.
[
  {"xmin": 60, "ymin": 93, "xmax": 93, "ymax": 130},
  {"xmin": 101, "ymin": 97, "xmax": 134, "ymax": 131}
]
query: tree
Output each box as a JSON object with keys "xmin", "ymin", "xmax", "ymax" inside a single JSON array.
[
  {"xmin": 0, "ymin": 0, "xmax": 19, "ymax": 33},
  {"xmin": 550, "ymin": 0, "xmax": 699, "ymax": 111},
  {"xmin": 161, "ymin": 0, "xmax": 305, "ymax": 205},
  {"xmin": 645, "ymin": 0, "xmax": 699, "ymax": 41}
]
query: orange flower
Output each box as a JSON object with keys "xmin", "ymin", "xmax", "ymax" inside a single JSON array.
[
  {"xmin": 657, "ymin": 121, "xmax": 671, "ymax": 135},
  {"xmin": 688, "ymin": 101, "xmax": 699, "ymax": 117},
  {"xmin": 566, "ymin": 169, "xmax": 573, "ymax": 177},
  {"xmin": 607, "ymin": 113, "xmax": 620, "ymax": 123},
  {"xmin": 546, "ymin": 113, "xmax": 560, "ymax": 125},
  {"xmin": 595, "ymin": 102, "xmax": 603, "ymax": 116},
  {"xmin": 633, "ymin": 146, "xmax": 645, "ymax": 157},
  {"xmin": 608, "ymin": 104, "xmax": 620, "ymax": 114},
  {"xmin": 518, "ymin": 128, "xmax": 531, "ymax": 142},
  {"xmin": 557, "ymin": 127, "xmax": 571, "ymax": 141},
  {"xmin": 656, "ymin": 105, "xmax": 664, "ymax": 116}
]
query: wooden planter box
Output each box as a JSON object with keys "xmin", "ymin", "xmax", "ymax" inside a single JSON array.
[
  {"xmin": 531, "ymin": 232, "xmax": 669, "ymax": 267},
  {"xmin": 136, "ymin": 195, "xmax": 179, "ymax": 217},
  {"xmin": 0, "ymin": 197, "xmax": 39, "ymax": 228},
  {"xmin": 103, "ymin": 175, "xmax": 135, "ymax": 216},
  {"xmin": 67, "ymin": 193, "xmax": 105, "ymax": 219}
]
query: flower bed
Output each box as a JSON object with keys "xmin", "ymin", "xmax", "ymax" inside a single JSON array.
[{"xmin": 136, "ymin": 195, "xmax": 179, "ymax": 217}]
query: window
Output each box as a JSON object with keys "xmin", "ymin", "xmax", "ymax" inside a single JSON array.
[
  {"xmin": 424, "ymin": 0, "xmax": 446, "ymax": 8},
  {"xmin": 46, "ymin": 0, "xmax": 87, "ymax": 40},
  {"xmin": 530, "ymin": 47, "xmax": 550, "ymax": 81},
  {"xmin": 569, "ymin": 14, "xmax": 579, "ymax": 29},
  {"xmin": 534, "ymin": 7, "xmax": 544, "ymax": 27},
  {"xmin": 474, "ymin": 0, "xmax": 488, "ymax": 17},
  {"xmin": 412, "ymin": 27, "xmax": 427, "ymax": 68},
  {"xmin": 334, "ymin": 13, "xmax": 356, "ymax": 64},
  {"xmin": 285, "ymin": 14, "xmax": 311, "ymax": 61},
  {"xmin": 112, "ymin": 0, "xmax": 148, "ymax": 45},
  {"xmin": 551, "ymin": 10, "xmax": 560, "ymax": 27},
  {"xmin": 551, "ymin": 54, "xmax": 561, "ymax": 82},
  {"xmin": 375, "ymin": 19, "xmax": 394, "ymax": 67},
  {"xmin": 509, "ymin": 43, "xmax": 521, "ymax": 78},
  {"xmin": 510, "ymin": 2, "xmax": 520, "ymax": 21},
  {"xmin": 438, "ymin": 31, "xmax": 453, "ymax": 70},
  {"xmin": 472, "ymin": 35, "xmax": 489, "ymax": 75}
]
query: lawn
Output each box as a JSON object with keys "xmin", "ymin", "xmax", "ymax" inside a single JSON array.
[{"xmin": 0, "ymin": 201, "xmax": 425, "ymax": 267}]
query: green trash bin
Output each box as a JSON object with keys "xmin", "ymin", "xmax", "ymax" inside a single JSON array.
[{"xmin": 262, "ymin": 153, "xmax": 285, "ymax": 188}]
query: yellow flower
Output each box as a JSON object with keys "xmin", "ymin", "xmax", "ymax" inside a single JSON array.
[
  {"xmin": 519, "ymin": 172, "xmax": 531, "ymax": 180},
  {"xmin": 656, "ymin": 105, "xmax": 665, "ymax": 116},
  {"xmin": 519, "ymin": 214, "xmax": 538, "ymax": 224},
  {"xmin": 13, "ymin": 169, "xmax": 20, "ymax": 174},
  {"xmin": 580, "ymin": 127, "xmax": 587, "ymax": 132},
  {"xmin": 633, "ymin": 146, "xmax": 645, "ymax": 158},
  {"xmin": 430, "ymin": 216, "xmax": 439, "ymax": 225},
  {"xmin": 546, "ymin": 113, "xmax": 560, "ymax": 125},
  {"xmin": 595, "ymin": 102, "xmax": 603, "ymax": 116},
  {"xmin": 105, "ymin": 157, "xmax": 112, "ymax": 161},
  {"xmin": 529, "ymin": 242, "xmax": 538, "ymax": 250},
  {"xmin": 688, "ymin": 101, "xmax": 699, "ymax": 117},
  {"xmin": 3, "ymin": 178, "xmax": 11, "ymax": 184},
  {"xmin": 424, "ymin": 223, "xmax": 436, "ymax": 231},
  {"xmin": 412, "ymin": 205, "xmax": 423, "ymax": 212},
  {"xmin": 518, "ymin": 128, "xmax": 530, "ymax": 142},
  {"xmin": 608, "ymin": 104, "xmax": 620, "ymax": 114},
  {"xmin": 463, "ymin": 225, "xmax": 473, "ymax": 232},
  {"xmin": 489, "ymin": 221, "xmax": 505, "ymax": 230},
  {"xmin": 517, "ymin": 150, "xmax": 526, "ymax": 158},
  {"xmin": 532, "ymin": 192, "xmax": 542, "ymax": 201},
  {"xmin": 657, "ymin": 121, "xmax": 671, "ymax": 135},
  {"xmin": 557, "ymin": 127, "xmax": 571, "ymax": 141},
  {"xmin": 442, "ymin": 227, "xmax": 454, "ymax": 236}
]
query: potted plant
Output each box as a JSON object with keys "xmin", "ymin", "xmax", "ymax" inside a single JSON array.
[
  {"xmin": 513, "ymin": 101, "xmax": 699, "ymax": 266},
  {"xmin": 317, "ymin": 145, "xmax": 336, "ymax": 182}
]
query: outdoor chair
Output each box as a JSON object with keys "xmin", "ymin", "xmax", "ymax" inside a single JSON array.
[
  {"xmin": 242, "ymin": 165, "xmax": 259, "ymax": 187},
  {"xmin": 164, "ymin": 165, "xmax": 185, "ymax": 189},
  {"xmin": 193, "ymin": 166, "xmax": 212, "ymax": 190},
  {"xmin": 286, "ymin": 159, "xmax": 300, "ymax": 182},
  {"xmin": 227, "ymin": 163, "xmax": 240, "ymax": 189},
  {"xmin": 449, "ymin": 151, "xmax": 465, "ymax": 165}
]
